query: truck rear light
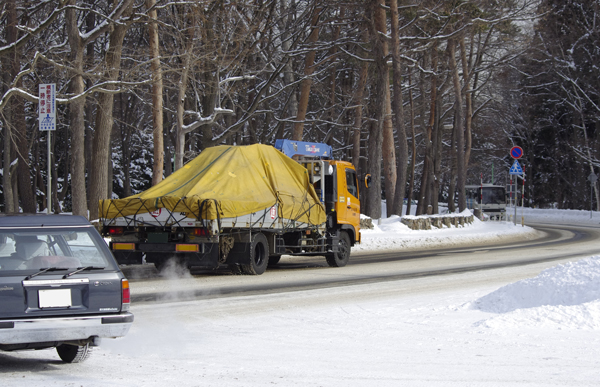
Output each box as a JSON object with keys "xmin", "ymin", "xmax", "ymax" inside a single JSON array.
[
  {"xmin": 108, "ymin": 226, "xmax": 124, "ymax": 235},
  {"xmin": 122, "ymin": 279, "xmax": 130, "ymax": 311},
  {"xmin": 192, "ymin": 228, "xmax": 208, "ymax": 236},
  {"xmin": 176, "ymin": 244, "xmax": 199, "ymax": 252},
  {"xmin": 113, "ymin": 242, "xmax": 136, "ymax": 251}
]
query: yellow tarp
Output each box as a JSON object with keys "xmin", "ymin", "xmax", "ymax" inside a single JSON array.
[{"xmin": 99, "ymin": 144, "xmax": 326, "ymax": 226}]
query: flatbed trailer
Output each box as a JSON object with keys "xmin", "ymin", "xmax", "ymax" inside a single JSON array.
[{"xmin": 100, "ymin": 141, "xmax": 361, "ymax": 275}]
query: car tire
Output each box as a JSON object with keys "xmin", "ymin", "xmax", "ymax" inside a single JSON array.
[
  {"xmin": 241, "ymin": 233, "xmax": 269, "ymax": 275},
  {"xmin": 326, "ymin": 231, "xmax": 351, "ymax": 267},
  {"xmin": 56, "ymin": 344, "xmax": 92, "ymax": 363}
]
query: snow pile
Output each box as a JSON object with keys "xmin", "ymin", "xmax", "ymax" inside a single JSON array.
[
  {"xmin": 473, "ymin": 257, "xmax": 600, "ymax": 329},
  {"xmin": 517, "ymin": 206, "xmax": 600, "ymax": 225},
  {"xmin": 354, "ymin": 214, "xmax": 538, "ymax": 252}
]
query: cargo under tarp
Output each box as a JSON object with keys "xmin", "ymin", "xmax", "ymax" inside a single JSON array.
[{"xmin": 99, "ymin": 144, "xmax": 326, "ymax": 226}]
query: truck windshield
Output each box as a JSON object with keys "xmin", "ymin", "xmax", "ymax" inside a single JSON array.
[{"xmin": 481, "ymin": 187, "xmax": 506, "ymax": 205}]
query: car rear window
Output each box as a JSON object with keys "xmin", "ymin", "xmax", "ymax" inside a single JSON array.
[{"xmin": 0, "ymin": 227, "xmax": 117, "ymax": 272}]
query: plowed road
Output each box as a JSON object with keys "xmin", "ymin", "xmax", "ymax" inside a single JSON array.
[{"xmin": 123, "ymin": 222, "xmax": 600, "ymax": 304}]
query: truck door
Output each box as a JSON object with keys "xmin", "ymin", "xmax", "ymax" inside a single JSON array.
[{"xmin": 335, "ymin": 163, "xmax": 360, "ymax": 240}]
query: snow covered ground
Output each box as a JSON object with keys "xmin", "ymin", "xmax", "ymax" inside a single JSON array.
[{"xmin": 2, "ymin": 208, "xmax": 600, "ymax": 386}]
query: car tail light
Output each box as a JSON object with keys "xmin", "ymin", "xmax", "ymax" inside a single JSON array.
[
  {"xmin": 121, "ymin": 279, "xmax": 130, "ymax": 311},
  {"xmin": 192, "ymin": 228, "xmax": 208, "ymax": 236},
  {"xmin": 108, "ymin": 226, "xmax": 124, "ymax": 235}
]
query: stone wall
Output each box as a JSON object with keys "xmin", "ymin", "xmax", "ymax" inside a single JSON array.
[
  {"xmin": 359, "ymin": 214, "xmax": 474, "ymax": 231},
  {"xmin": 400, "ymin": 214, "xmax": 474, "ymax": 230}
]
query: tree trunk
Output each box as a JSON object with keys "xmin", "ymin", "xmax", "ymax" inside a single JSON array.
[
  {"xmin": 147, "ymin": 0, "xmax": 164, "ymax": 186},
  {"xmin": 292, "ymin": 5, "xmax": 322, "ymax": 141},
  {"xmin": 7, "ymin": 0, "xmax": 35, "ymax": 213},
  {"xmin": 88, "ymin": 17, "xmax": 130, "ymax": 220},
  {"xmin": 374, "ymin": 0, "xmax": 396, "ymax": 215},
  {"xmin": 174, "ymin": 40, "xmax": 192, "ymax": 171},
  {"xmin": 352, "ymin": 59, "xmax": 368, "ymax": 170},
  {"xmin": 459, "ymin": 37, "xmax": 473, "ymax": 169},
  {"xmin": 365, "ymin": 0, "xmax": 387, "ymax": 219},
  {"xmin": 448, "ymin": 38, "xmax": 467, "ymax": 211},
  {"xmin": 416, "ymin": 47, "xmax": 437, "ymax": 215},
  {"xmin": 1, "ymin": 1, "xmax": 15, "ymax": 212},
  {"xmin": 66, "ymin": 3, "xmax": 88, "ymax": 217},
  {"xmin": 390, "ymin": 0, "xmax": 408, "ymax": 216},
  {"xmin": 405, "ymin": 70, "xmax": 416, "ymax": 216}
]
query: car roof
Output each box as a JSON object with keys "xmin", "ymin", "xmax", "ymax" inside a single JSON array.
[{"xmin": 0, "ymin": 213, "xmax": 92, "ymax": 228}]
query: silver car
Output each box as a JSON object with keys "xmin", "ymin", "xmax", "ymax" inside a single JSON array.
[{"xmin": 0, "ymin": 214, "xmax": 133, "ymax": 363}]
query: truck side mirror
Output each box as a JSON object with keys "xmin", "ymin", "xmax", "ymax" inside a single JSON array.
[{"xmin": 364, "ymin": 174, "xmax": 371, "ymax": 188}]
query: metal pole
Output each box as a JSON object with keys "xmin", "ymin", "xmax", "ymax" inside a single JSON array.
[
  {"xmin": 514, "ymin": 177, "xmax": 517, "ymax": 226},
  {"xmin": 522, "ymin": 167, "xmax": 525, "ymax": 227},
  {"xmin": 47, "ymin": 130, "xmax": 51, "ymax": 214}
]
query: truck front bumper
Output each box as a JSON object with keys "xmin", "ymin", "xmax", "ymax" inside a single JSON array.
[{"xmin": 0, "ymin": 312, "xmax": 134, "ymax": 345}]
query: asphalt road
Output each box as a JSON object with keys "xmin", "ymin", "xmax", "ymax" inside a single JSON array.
[{"xmin": 123, "ymin": 222, "xmax": 600, "ymax": 305}]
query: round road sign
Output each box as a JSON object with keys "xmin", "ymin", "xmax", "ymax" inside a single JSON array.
[{"xmin": 510, "ymin": 146, "xmax": 523, "ymax": 159}]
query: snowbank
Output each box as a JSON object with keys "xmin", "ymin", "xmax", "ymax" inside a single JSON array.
[
  {"xmin": 517, "ymin": 206, "xmax": 600, "ymax": 225},
  {"xmin": 473, "ymin": 257, "xmax": 600, "ymax": 330},
  {"xmin": 355, "ymin": 214, "xmax": 538, "ymax": 253}
]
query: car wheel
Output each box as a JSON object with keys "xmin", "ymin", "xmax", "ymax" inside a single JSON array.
[
  {"xmin": 241, "ymin": 233, "xmax": 269, "ymax": 275},
  {"xmin": 326, "ymin": 231, "xmax": 351, "ymax": 267},
  {"xmin": 56, "ymin": 344, "xmax": 92, "ymax": 363}
]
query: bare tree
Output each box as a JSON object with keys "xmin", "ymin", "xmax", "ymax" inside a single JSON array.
[{"xmin": 147, "ymin": 0, "xmax": 164, "ymax": 185}]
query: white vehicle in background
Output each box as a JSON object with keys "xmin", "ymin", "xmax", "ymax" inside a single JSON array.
[{"xmin": 465, "ymin": 184, "xmax": 507, "ymax": 220}]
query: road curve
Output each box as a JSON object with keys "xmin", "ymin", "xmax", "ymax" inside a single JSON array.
[{"xmin": 124, "ymin": 222, "xmax": 600, "ymax": 304}]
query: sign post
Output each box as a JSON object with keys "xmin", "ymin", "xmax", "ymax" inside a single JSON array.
[
  {"xmin": 509, "ymin": 147, "xmax": 524, "ymax": 226},
  {"xmin": 39, "ymin": 84, "xmax": 56, "ymax": 214},
  {"xmin": 588, "ymin": 172, "xmax": 597, "ymax": 219}
]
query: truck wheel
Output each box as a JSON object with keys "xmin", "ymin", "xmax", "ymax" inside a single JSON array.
[
  {"xmin": 241, "ymin": 233, "xmax": 269, "ymax": 275},
  {"xmin": 56, "ymin": 344, "xmax": 92, "ymax": 363},
  {"xmin": 268, "ymin": 255, "xmax": 281, "ymax": 267},
  {"xmin": 326, "ymin": 231, "xmax": 351, "ymax": 267}
]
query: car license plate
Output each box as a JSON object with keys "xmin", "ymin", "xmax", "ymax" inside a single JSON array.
[{"xmin": 38, "ymin": 288, "xmax": 72, "ymax": 308}]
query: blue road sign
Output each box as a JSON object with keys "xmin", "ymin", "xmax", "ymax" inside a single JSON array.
[
  {"xmin": 509, "ymin": 160, "xmax": 523, "ymax": 175},
  {"xmin": 510, "ymin": 146, "xmax": 523, "ymax": 159}
]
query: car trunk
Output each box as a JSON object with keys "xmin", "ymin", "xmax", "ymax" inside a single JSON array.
[{"xmin": 1, "ymin": 271, "xmax": 123, "ymax": 319}]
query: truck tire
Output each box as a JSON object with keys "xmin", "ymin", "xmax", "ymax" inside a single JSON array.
[
  {"xmin": 56, "ymin": 344, "xmax": 92, "ymax": 363},
  {"xmin": 241, "ymin": 233, "xmax": 269, "ymax": 275},
  {"xmin": 326, "ymin": 231, "xmax": 350, "ymax": 267}
]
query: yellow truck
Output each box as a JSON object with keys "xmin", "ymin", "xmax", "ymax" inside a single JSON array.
[{"xmin": 99, "ymin": 140, "xmax": 361, "ymax": 275}]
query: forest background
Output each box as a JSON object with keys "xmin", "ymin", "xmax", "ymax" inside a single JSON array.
[{"xmin": 0, "ymin": 0, "xmax": 599, "ymax": 221}]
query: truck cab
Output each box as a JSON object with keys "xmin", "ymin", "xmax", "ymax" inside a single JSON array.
[{"xmin": 274, "ymin": 140, "xmax": 361, "ymax": 245}]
